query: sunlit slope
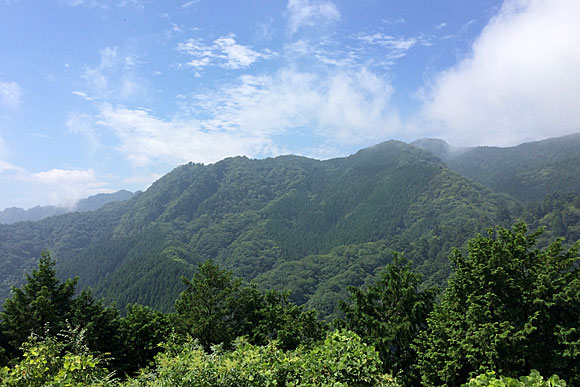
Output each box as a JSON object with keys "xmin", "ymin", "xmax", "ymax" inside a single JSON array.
[{"xmin": 4, "ymin": 139, "xmax": 575, "ymax": 314}]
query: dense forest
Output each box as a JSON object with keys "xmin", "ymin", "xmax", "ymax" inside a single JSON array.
[
  {"xmin": 0, "ymin": 134, "xmax": 579, "ymax": 385},
  {"xmin": 412, "ymin": 133, "xmax": 580, "ymax": 202},
  {"xmin": 0, "ymin": 223, "xmax": 578, "ymax": 386},
  {"xmin": 1, "ymin": 137, "xmax": 579, "ymax": 314}
]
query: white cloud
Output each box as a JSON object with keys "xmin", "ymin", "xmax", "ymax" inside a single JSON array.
[
  {"xmin": 286, "ymin": 0, "xmax": 340, "ymax": 35},
  {"xmin": 177, "ymin": 34, "xmax": 275, "ymax": 73},
  {"xmin": 96, "ymin": 104, "xmax": 275, "ymax": 166},
  {"xmin": 283, "ymin": 39, "xmax": 359, "ymax": 68},
  {"xmin": 29, "ymin": 168, "xmax": 111, "ymax": 208},
  {"xmin": 382, "ymin": 17, "xmax": 406, "ymax": 26},
  {"xmin": 215, "ymin": 36, "xmax": 271, "ymax": 69},
  {"xmin": 59, "ymin": 0, "xmax": 145, "ymax": 8},
  {"xmin": 0, "ymin": 160, "xmax": 22, "ymax": 174},
  {"xmin": 82, "ymin": 47, "xmax": 147, "ymax": 101},
  {"xmin": 97, "ymin": 67, "xmax": 400, "ymax": 166},
  {"xmin": 422, "ymin": 0, "xmax": 580, "ymax": 146},
  {"xmin": 72, "ymin": 90, "xmax": 94, "ymax": 101},
  {"xmin": 187, "ymin": 68, "xmax": 398, "ymax": 144},
  {"xmin": 0, "ymin": 135, "xmax": 109, "ymax": 207},
  {"xmin": 0, "ymin": 81, "xmax": 23, "ymax": 110},
  {"xmin": 181, "ymin": 0, "xmax": 199, "ymax": 8},
  {"xmin": 66, "ymin": 111, "xmax": 101, "ymax": 151},
  {"xmin": 356, "ymin": 33, "xmax": 432, "ymax": 66}
]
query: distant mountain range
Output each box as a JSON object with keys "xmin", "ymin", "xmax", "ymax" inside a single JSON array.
[
  {"xmin": 0, "ymin": 134, "xmax": 578, "ymax": 316},
  {"xmin": 0, "ymin": 190, "xmax": 135, "ymax": 224},
  {"xmin": 411, "ymin": 133, "xmax": 580, "ymax": 202}
]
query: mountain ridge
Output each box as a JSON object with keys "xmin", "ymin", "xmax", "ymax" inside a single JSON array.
[
  {"xmin": 0, "ymin": 190, "xmax": 135, "ymax": 224},
  {"xmin": 411, "ymin": 133, "xmax": 580, "ymax": 201},
  {"xmin": 0, "ymin": 136, "xmax": 578, "ymax": 315}
]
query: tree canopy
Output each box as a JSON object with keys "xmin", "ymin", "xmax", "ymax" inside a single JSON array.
[{"xmin": 415, "ymin": 223, "xmax": 580, "ymax": 386}]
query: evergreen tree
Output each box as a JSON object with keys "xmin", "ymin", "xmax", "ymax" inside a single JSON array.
[
  {"xmin": 118, "ymin": 303, "xmax": 171, "ymax": 375},
  {"xmin": 247, "ymin": 288, "xmax": 326, "ymax": 350},
  {"xmin": 174, "ymin": 260, "xmax": 241, "ymax": 351},
  {"xmin": 0, "ymin": 252, "xmax": 77, "ymax": 357},
  {"xmin": 415, "ymin": 223, "xmax": 580, "ymax": 386},
  {"xmin": 339, "ymin": 254, "xmax": 438, "ymax": 384},
  {"xmin": 175, "ymin": 260, "xmax": 326, "ymax": 351},
  {"xmin": 69, "ymin": 289, "xmax": 123, "ymax": 371}
]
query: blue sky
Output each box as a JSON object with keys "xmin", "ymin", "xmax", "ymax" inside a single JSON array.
[{"xmin": 0, "ymin": 0, "xmax": 579, "ymax": 210}]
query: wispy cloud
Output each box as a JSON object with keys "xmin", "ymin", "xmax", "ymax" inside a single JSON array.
[
  {"xmin": 81, "ymin": 46, "xmax": 147, "ymax": 101},
  {"xmin": 382, "ymin": 17, "xmax": 406, "ymax": 26},
  {"xmin": 0, "ymin": 160, "xmax": 23, "ymax": 174},
  {"xmin": 0, "ymin": 80, "xmax": 23, "ymax": 110},
  {"xmin": 67, "ymin": 111, "xmax": 101, "ymax": 152},
  {"xmin": 356, "ymin": 32, "xmax": 432, "ymax": 66},
  {"xmin": 29, "ymin": 168, "xmax": 111, "ymax": 208},
  {"xmin": 97, "ymin": 66, "xmax": 400, "ymax": 166},
  {"xmin": 177, "ymin": 34, "xmax": 276, "ymax": 74},
  {"xmin": 422, "ymin": 0, "xmax": 580, "ymax": 146},
  {"xmin": 0, "ymin": 136, "xmax": 25, "ymax": 198},
  {"xmin": 181, "ymin": 0, "xmax": 199, "ymax": 8},
  {"xmin": 59, "ymin": 0, "xmax": 145, "ymax": 8},
  {"xmin": 283, "ymin": 38, "xmax": 360, "ymax": 68},
  {"xmin": 286, "ymin": 0, "xmax": 340, "ymax": 35},
  {"xmin": 72, "ymin": 90, "xmax": 94, "ymax": 101}
]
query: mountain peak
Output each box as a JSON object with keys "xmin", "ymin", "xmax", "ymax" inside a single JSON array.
[{"xmin": 410, "ymin": 138, "xmax": 470, "ymax": 162}]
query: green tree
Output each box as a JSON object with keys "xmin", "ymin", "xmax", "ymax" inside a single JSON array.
[
  {"xmin": 69, "ymin": 289, "xmax": 124, "ymax": 373},
  {"xmin": 0, "ymin": 331, "xmax": 112, "ymax": 386},
  {"xmin": 1, "ymin": 252, "xmax": 77, "ymax": 357},
  {"xmin": 415, "ymin": 223, "xmax": 580, "ymax": 386},
  {"xmin": 174, "ymin": 260, "xmax": 241, "ymax": 350},
  {"xmin": 174, "ymin": 260, "xmax": 326, "ymax": 351},
  {"xmin": 118, "ymin": 303, "xmax": 171, "ymax": 375},
  {"xmin": 245, "ymin": 288, "xmax": 326, "ymax": 350},
  {"xmin": 340, "ymin": 254, "xmax": 438, "ymax": 384}
]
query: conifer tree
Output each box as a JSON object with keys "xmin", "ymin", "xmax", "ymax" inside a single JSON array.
[
  {"xmin": 175, "ymin": 260, "xmax": 241, "ymax": 351},
  {"xmin": 340, "ymin": 254, "xmax": 438, "ymax": 384},
  {"xmin": 415, "ymin": 223, "xmax": 580, "ymax": 386},
  {"xmin": 1, "ymin": 252, "xmax": 77, "ymax": 356}
]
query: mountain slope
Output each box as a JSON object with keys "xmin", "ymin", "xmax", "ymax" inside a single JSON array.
[
  {"xmin": 2, "ymin": 139, "xmax": 576, "ymax": 315},
  {"xmin": 411, "ymin": 133, "xmax": 580, "ymax": 201}
]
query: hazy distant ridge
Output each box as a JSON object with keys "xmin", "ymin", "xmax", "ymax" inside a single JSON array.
[
  {"xmin": 0, "ymin": 190, "xmax": 134, "ymax": 224},
  {"xmin": 411, "ymin": 133, "xmax": 580, "ymax": 202}
]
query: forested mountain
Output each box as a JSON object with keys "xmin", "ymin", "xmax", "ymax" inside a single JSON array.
[
  {"xmin": 0, "ymin": 205, "xmax": 67, "ymax": 225},
  {"xmin": 0, "ymin": 138, "xmax": 578, "ymax": 316},
  {"xmin": 73, "ymin": 190, "xmax": 135, "ymax": 212},
  {"xmin": 0, "ymin": 190, "xmax": 134, "ymax": 224},
  {"xmin": 412, "ymin": 133, "xmax": 580, "ymax": 202}
]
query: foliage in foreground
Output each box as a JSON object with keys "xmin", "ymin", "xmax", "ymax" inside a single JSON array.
[
  {"xmin": 1, "ymin": 222, "xmax": 579, "ymax": 386},
  {"xmin": 0, "ymin": 331, "xmax": 113, "ymax": 387},
  {"xmin": 1, "ymin": 330, "xmax": 566, "ymax": 387},
  {"xmin": 415, "ymin": 223, "xmax": 580, "ymax": 386},
  {"xmin": 1, "ymin": 329, "xmax": 397, "ymax": 386},
  {"xmin": 463, "ymin": 370, "xmax": 566, "ymax": 387},
  {"xmin": 124, "ymin": 330, "xmax": 395, "ymax": 387}
]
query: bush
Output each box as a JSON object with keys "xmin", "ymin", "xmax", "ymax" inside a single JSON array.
[{"xmin": 464, "ymin": 370, "xmax": 566, "ymax": 387}]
